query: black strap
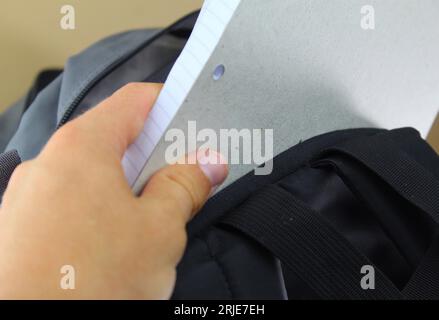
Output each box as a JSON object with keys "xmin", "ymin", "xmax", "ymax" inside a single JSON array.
[
  {"xmin": 222, "ymin": 184, "xmax": 403, "ymax": 300},
  {"xmin": 314, "ymin": 153, "xmax": 439, "ymax": 299},
  {"xmin": 320, "ymin": 131, "xmax": 439, "ymax": 299},
  {"xmin": 320, "ymin": 132, "xmax": 439, "ymax": 223},
  {"xmin": 223, "ymin": 130, "xmax": 439, "ymax": 299},
  {"xmin": 0, "ymin": 150, "xmax": 21, "ymax": 202}
]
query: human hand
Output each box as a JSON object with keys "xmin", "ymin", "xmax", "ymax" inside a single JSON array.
[{"xmin": 0, "ymin": 83, "xmax": 228, "ymax": 299}]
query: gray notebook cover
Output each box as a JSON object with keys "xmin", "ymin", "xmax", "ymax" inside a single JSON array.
[{"xmin": 133, "ymin": 0, "xmax": 439, "ymax": 194}]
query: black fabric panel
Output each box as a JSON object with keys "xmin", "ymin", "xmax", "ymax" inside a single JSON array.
[
  {"xmin": 177, "ymin": 129, "xmax": 385, "ymax": 299},
  {"xmin": 173, "ymin": 227, "xmax": 287, "ymax": 299},
  {"xmin": 277, "ymin": 128, "xmax": 439, "ymax": 295},
  {"xmin": 387, "ymin": 128, "xmax": 439, "ymax": 180},
  {"xmin": 313, "ymin": 155, "xmax": 436, "ymax": 284},
  {"xmin": 143, "ymin": 61, "xmax": 175, "ymax": 83},
  {"xmin": 223, "ymin": 185, "xmax": 403, "ymax": 300},
  {"xmin": 175, "ymin": 128, "xmax": 439, "ymax": 299},
  {"xmin": 403, "ymin": 234, "xmax": 439, "ymax": 299},
  {"xmin": 173, "ymin": 237, "xmax": 233, "ymax": 299},
  {"xmin": 187, "ymin": 129, "xmax": 384, "ymax": 239},
  {"xmin": 320, "ymin": 129, "xmax": 439, "ymax": 224},
  {"xmin": 279, "ymin": 165, "xmax": 414, "ymax": 290}
]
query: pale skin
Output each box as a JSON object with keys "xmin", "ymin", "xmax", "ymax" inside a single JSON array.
[{"xmin": 0, "ymin": 83, "xmax": 228, "ymax": 299}]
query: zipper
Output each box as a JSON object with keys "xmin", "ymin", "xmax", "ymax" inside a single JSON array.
[
  {"xmin": 57, "ymin": 29, "xmax": 165, "ymax": 129},
  {"xmin": 57, "ymin": 11, "xmax": 199, "ymax": 128}
]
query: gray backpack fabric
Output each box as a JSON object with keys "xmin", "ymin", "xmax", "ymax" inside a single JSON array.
[
  {"xmin": 0, "ymin": 12, "xmax": 198, "ymax": 162},
  {"xmin": 0, "ymin": 11, "xmax": 198, "ymax": 201}
]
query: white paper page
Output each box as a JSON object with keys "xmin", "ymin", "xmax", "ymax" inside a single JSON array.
[{"xmin": 121, "ymin": 0, "xmax": 241, "ymax": 187}]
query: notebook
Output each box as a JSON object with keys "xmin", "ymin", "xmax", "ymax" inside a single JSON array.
[
  {"xmin": 123, "ymin": 0, "xmax": 439, "ymax": 195},
  {"xmin": 122, "ymin": 0, "xmax": 241, "ymax": 189}
]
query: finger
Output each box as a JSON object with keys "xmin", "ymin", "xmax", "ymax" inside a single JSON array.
[
  {"xmin": 140, "ymin": 150, "xmax": 228, "ymax": 224},
  {"xmin": 57, "ymin": 82, "xmax": 163, "ymax": 159}
]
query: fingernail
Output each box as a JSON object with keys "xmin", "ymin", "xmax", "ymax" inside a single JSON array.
[{"xmin": 197, "ymin": 149, "xmax": 228, "ymax": 188}]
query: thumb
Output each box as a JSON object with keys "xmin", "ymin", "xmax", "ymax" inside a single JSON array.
[{"xmin": 140, "ymin": 150, "xmax": 228, "ymax": 224}]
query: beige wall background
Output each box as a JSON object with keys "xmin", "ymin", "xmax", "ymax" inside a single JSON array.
[
  {"xmin": 0, "ymin": 0, "xmax": 437, "ymax": 149},
  {"xmin": 0, "ymin": 0, "xmax": 202, "ymax": 112}
]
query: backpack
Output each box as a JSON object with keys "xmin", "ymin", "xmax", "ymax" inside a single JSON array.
[{"xmin": 1, "ymin": 11, "xmax": 439, "ymax": 300}]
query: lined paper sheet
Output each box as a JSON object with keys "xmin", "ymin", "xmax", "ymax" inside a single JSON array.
[{"xmin": 122, "ymin": 0, "xmax": 241, "ymax": 187}]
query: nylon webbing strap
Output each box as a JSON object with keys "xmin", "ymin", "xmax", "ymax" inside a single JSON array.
[
  {"xmin": 222, "ymin": 185, "xmax": 403, "ymax": 300},
  {"xmin": 0, "ymin": 150, "xmax": 21, "ymax": 202},
  {"xmin": 316, "ymin": 131, "xmax": 439, "ymax": 299},
  {"xmin": 322, "ymin": 133, "xmax": 439, "ymax": 223}
]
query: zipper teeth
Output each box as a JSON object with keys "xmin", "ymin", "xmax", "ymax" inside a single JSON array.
[
  {"xmin": 56, "ymin": 41, "xmax": 159, "ymax": 129},
  {"xmin": 56, "ymin": 57, "xmax": 124, "ymax": 128},
  {"xmin": 56, "ymin": 11, "xmax": 199, "ymax": 129},
  {"xmin": 57, "ymin": 47, "xmax": 167, "ymax": 127},
  {"xmin": 58, "ymin": 85, "xmax": 93, "ymax": 127}
]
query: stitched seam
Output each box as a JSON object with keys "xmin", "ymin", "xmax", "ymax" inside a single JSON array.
[{"xmin": 195, "ymin": 234, "xmax": 234, "ymax": 299}]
